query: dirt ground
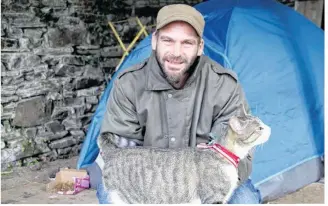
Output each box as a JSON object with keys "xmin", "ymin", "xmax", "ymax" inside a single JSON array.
[{"xmin": 1, "ymin": 156, "xmax": 324, "ymax": 204}]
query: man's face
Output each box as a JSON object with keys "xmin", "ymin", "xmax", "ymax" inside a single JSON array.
[{"xmin": 152, "ymin": 21, "xmax": 204, "ymax": 85}]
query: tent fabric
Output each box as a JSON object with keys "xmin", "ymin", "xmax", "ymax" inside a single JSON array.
[{"xmin": 77, "ymin": 0, "xmax": 324, "ymax": 200}]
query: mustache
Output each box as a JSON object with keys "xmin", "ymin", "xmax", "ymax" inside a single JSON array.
[{"xmin": 163, "ymin": 54, "xmax": 187, "ymax": 64}]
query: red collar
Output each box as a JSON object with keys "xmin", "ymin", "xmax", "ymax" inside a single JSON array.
[{"xmin": 197, "ymin": 143, "xmax": 240, "ymax": 168}]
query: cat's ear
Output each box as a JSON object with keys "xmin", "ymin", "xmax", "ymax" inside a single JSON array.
[{"xmin": 229, "ymin": 116, "xmax": 244, "ymax": 135}]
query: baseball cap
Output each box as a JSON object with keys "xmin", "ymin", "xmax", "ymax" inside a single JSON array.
[{"xmin": 156, "ymin": 4, "xmax": 205, "ymax": 37}]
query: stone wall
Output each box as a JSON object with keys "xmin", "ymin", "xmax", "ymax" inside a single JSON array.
[{"xmin": 1, "ymin": 0, "xmax": 203, "ymax": 170}]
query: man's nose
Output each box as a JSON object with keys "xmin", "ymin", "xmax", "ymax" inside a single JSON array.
[{"xmin": 173, "ymin": 43, "xmax": 182, "ymax": 56}]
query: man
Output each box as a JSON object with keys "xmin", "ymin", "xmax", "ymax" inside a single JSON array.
[{"xmin": 93, "ymin": 4, "xmax": 261, "ymax": 204}]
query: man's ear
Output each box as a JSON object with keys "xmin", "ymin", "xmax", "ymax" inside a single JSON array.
[
  {"xmin": 151, "ymin": 31, "xmax": 158, "ymax": 50},
  {"xmin": 197, "ymin": 38, "xmax": 204, "ymax": 56}
]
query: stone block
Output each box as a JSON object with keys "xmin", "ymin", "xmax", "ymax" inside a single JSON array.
[
  {"xmin": 62, "ymin": 55, "xmax": 85, "ymax": 65},
  {"xmin": 54, "ymin": 64, "xmax": 84, "ymax": 77},
  {"xmin": 1, "ymin": 148, "xmax": 19, "ymax": 163},
  {"xmin": 69, "ymin": 130, "xmax": 85, "ymax": 137},
  {"xmin": 33, "ymin": 136, "xmax": 52, "ymax": 153},
  {"xmin": 1, "ymin": 141, "xmax": 6, "ymax": 149},
  {"xmin": 24, "ymin": 28, "xmax": 44, "ymax": 39},
  {"xmin": 51, "ymin": 106, "xmax": 75, "ymax": 120},
  {"xmin": 1, "ymin": 95, "xmax": 19, "ymax": 104},
  {"xmin": 56, "ymin": 16, "xmax": 82, "ymax": 26},
  {"xmin": 46, "ymin": 26, "xmax": 88, "ymax": 47},
  {"xmin": 101, "ymin": 46, "xmax": 124, "ymax": 57},
  {"xmin": 45, "ymin": 120, "xmax": 65, "ymax": 133},
  {"xmin": 62, "ymin": 117, "xmax": 82, "ymax": 130},
  {"xmin": 18, "ymin": 37, "xmax": 32, "ymax": 49},
  {"xmin": 73, "ymin": 77, "xmax": 103, "ymax": 90},
  {"xmin": 3, "ymin": 53, "xmax": 41, "ymax": 71},
  {"xmin": 49, "ymin": 136, "xmax": 77, "ymax": 149},
  {"xmin": 100, "ymin": 58, "xmax": 120, "ymax": 68},
  {"xmin": 42, "ymin": 55, "xmax": 85, "ymax": 66},
  {"xmin": 33, "ymin": 64, "xmax": 49, "ymax": 78},
  {"xmin": 3, "ymin": 12, "xmax": 35, "ymax": 25},
  {"xmin": 7, "ymin": 138, "xmax": 25, "ymax": 148},
  {"xmin": 78, "ymin": 113, "xmax": 93, "ymax": 126},
  {"xmin": 57, "ymin": 147, "xmax": 72, "ymax": 155},
  {"xmin": 6, "ymin": 27, "xmax": 23, "ymax": 38},
  {"xmin": 23, "ymin": 28, "xmax": 44, "ymax": 47},
  {"xmin": 11, "ymin": 75, "xmax": 25, "ymax": 85},
  {"xmin": 85, "ymin": 103, "xmax": 93, "ymax": 113},
  {"xmin": 38, "ymin": 150, "xmax": 58, "ymax": 162},
  {"xmin": 1, "ymin": 138, "xmax": 46, "ymax": 164},
  {"xmin": 33, "ymin": 47, "xmax": 74, "ymax": 55},
  {"xmin": 25, "ymin": 127, "xmax": 37, "ymax": 138},
  {"xmin": 16, "ymin": 78, "xmax": 70, "ymax": 98},
  {"xmin": 1, "ymin": 102, "xmax": 17, "ymax": 120},
  {"xmin": 1, "ymin": 38, "xmax": 19, "ymax": 50},
  {"xmin": 12, "ymin": 96, "xmax": 52, "ymax": 127},
  {"xmin": 46, "ymin": 92, "xmax": 62, "ymax": 101},
  {"xmin": 62, "ymin": 89, "xmax": 75, "ymax": 98},
  {"xmin": 71, "ymin": 143, "xmax": 82, "ymax": 156},
  {"xmin": 85, "ymin": 96, "xmax": 98, "ymax": 105},
  {"xmin": 1, "ymin": 76, "xmax": 12, "ymax": 85},
  {"xmin": 76, "ymin": 104, "xmax": 87, "ymax": 117},
  {"xmin": 1, "ymin": 70, "xmax": 22, "ymax": 77},
  {"xmin": 41, "ymin": 0, "xmax": 67, "ymax": 7},
  {"xmin": 76, "ymin": 86, "xmax": 104, "ymax": 97},
  {"xmin": 10, "ymin": 14, "xmax": 46, "ymax": 28},
  {"xmin": 55, "ymin": 97, "xmax": 85, "ymax": 107},
  {"xmin": 36, "ymin": 130, "xmax": 68, "ymax": 141}
]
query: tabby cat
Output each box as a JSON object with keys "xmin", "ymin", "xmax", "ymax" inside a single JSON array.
[{"xmin": 98, "ymin": 107, "xmax": 271, "ymax": 204}]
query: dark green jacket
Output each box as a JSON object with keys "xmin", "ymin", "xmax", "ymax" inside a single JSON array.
[{"xmin": 100, "ymin": 52, "xmax": 253, "ymax": 184}]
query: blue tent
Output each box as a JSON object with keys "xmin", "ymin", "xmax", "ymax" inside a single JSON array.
[{"xmin": 77, "ymin": 0, "xmax": 324, "ymax": 201}]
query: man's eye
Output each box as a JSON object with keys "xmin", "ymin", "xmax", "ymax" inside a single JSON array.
[{"xmin": 163, "ymin": 39, "xmax": 171, "ymax": 43}]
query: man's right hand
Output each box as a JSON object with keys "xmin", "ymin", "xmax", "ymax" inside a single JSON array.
[{"xmin": 115, "ymin": 135, "xmax": 143, "ymax": 148}]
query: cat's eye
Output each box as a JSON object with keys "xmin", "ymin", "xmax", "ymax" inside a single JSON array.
[{"xmin": 259, "ymin": 127, "xmax": 264, "ymax": 130}]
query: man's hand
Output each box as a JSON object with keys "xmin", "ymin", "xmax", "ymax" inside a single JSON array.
[{"xmin": 116, "ymin": 135, "xmax": 140, "ymax": 148}]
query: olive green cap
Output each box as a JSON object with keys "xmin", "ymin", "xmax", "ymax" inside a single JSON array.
[{"xmin": 156, "ymin": 4, "xmax": 205, "ymax": 37}]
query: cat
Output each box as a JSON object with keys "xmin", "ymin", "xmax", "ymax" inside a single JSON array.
[{"xmin": 97, "ymin": 107, "xmax": 271, "ymax": 204}]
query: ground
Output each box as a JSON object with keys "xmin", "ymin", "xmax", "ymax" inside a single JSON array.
[{"xmin": 1, "ymin": 156, "xmax": 324, "ymax": 204}]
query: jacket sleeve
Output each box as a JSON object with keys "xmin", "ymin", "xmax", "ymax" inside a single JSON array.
[
  {"xmin": 100, "ymin": 79, "xmax": 144, "ymax": 145},
  {"xmin": 210, "ymin": 78, "xmax": 253, "ymax": 185}
]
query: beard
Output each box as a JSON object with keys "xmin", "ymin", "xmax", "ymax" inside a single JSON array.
[{"xmin": 155, "ymin": 50, "xmax": 198, "ymax": 86}]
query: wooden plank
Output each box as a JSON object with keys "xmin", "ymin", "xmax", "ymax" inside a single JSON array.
[{"xmin": 294, "ymin": 0, "xmax": 324, "ymax": 27}]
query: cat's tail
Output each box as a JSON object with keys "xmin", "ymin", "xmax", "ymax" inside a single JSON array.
[{"xmin": 97, "ymin": 132, "xmax": 119, "ymax": 152}]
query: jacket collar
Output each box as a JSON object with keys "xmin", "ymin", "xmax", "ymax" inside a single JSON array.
[{"xmin": 145, "ymin": 51, "xmax": 204, "ymax": 91}]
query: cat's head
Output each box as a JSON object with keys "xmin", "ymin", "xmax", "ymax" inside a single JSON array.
[{"xmin": 223, "ymin": 105, "xmax": 271, "ymax": 158}]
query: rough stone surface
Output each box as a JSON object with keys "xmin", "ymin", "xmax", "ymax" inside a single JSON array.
[
  {"xmin": 49, "ymin": 136, "xmax": 77, "ymax": 149},
  {"xmin": 1, "ymin": 141, "xmax": 6, "ymax": 149},
  {"xmin": 12, "ymin": 96, "xmax": 52, "ymax": 127},
  {"xmin": 57, "ymin": 147, "xmax": 72, "ymax": 155},
  {"xmin": 45, "ymin": 120, "xmax": 65, "ymax": 133},
  {"xmin": 25, "ymin": 127, "xmax": 37, "ymax": 138},
  {"xmin": 76, "ymin": 86, "xmax": 104, "ymax": 97},
  {"xmin": 86, "ymin": 96, "xmax": 98, "ymax": 104},
  {"xmin": 36, "ymin": 130, "xmax": 68, "ymax": 141},
  {"xmin": 51, "ymin": 106, "xmax": 75, "ymax": 120},
  {"xmin": 62, "ymin": 117, "xmax": 82, "ymax": 130}
]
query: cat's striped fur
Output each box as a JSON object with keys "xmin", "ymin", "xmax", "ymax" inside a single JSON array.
[{"xmin": 98, "ymin": 112, "xmax": 271, "ymax": 204}]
